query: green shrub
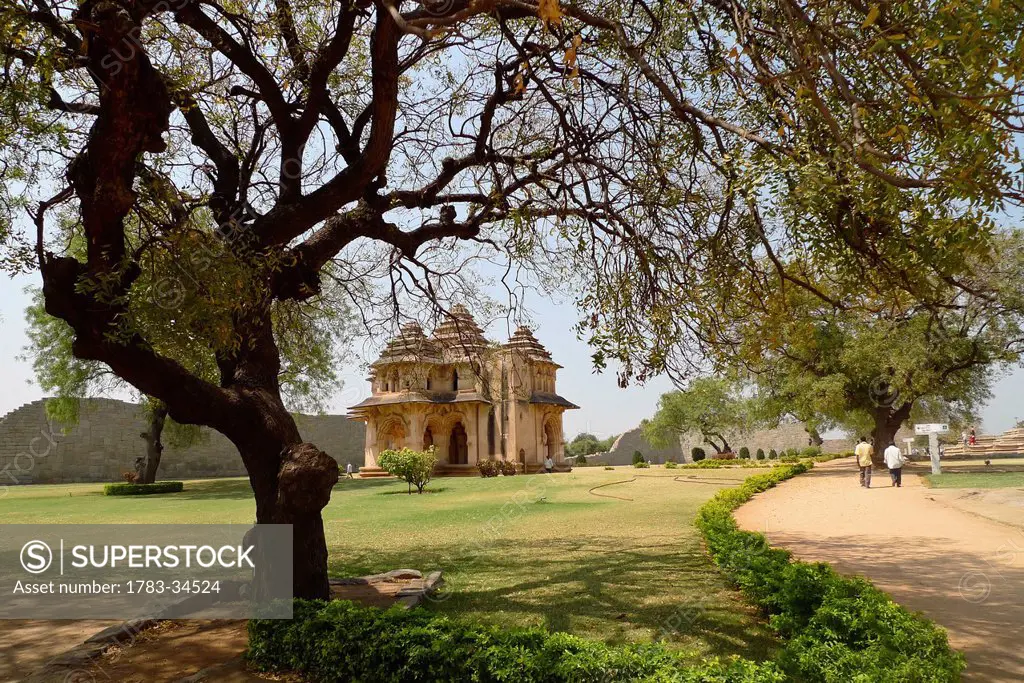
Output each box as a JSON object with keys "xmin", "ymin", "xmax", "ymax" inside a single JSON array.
[
  {"xmin": 801, "ymin": 446, "xmax": 822, "ymax": 458},
  {"xmin": 103, "ymin": 481, "xmax": 183, "ymax": 496},
  {"xmin": 378, "ymin": 447, "xmax": 438, "ymax": 493},
  {"xmin": 634, "ymin": 461, "xmax": 650, "ymax": 469},
  {"xmin": 632, "ymin": 450, "xmax": 645, "ymax": 465},
  {"xmin": 756, "ymin": 448, "xmax": 766, "ymax": 461},
  {"xmin": 691, "ymin": 446, "xmax": 706, "ymax": 461},
  {"xmin": 785, "ymin": 448, "xmax": 799, "ymax": 458},
  {"xmin": 664, "ymin": 461, "xmax": 678, "ymax": 469},
  {"xmin": 604, "ymin": 466, "xmax": 614, "ymax": 470},
  {"xmin": 499, "ymin": 460, "xmax": 518, "ymax": 476},
  {"xmin": 694, "ymin": 463, "xmax": 965, "ymax": 682},
  {"xmin": 247, "ymin": 600, "xmax": 787, "ymax": 682},
  {"xmin": 768, "ymin": 448, "xmax": 778, "ymax": 460},
  {"xmin": 477, "ymin": 460, "xmax": 500, "ymax": 477},
  {"xmin": 575, "ymin": 453, "xmax": 588, "ymax": 466},
  {"xmin": 739, "ymin": 447, "xmax": 751, "ymax": 459},
  {"xmin": 780, "ymin": 454, "xmax": 800, "ymax": 463}
]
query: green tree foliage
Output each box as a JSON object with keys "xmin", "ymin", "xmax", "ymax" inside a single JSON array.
[
  {"xmin": 739, "ymin": 447, "xmax": 750, "ymax": 460},
  {"xmin": 379, "ymin": 448, "xmax": 438, "ymax": 494},
  {"xmin": 643, "ymin": 378, "xmax": 757, "ymax": 454},
  {"xmin": 565, "ymin": 433, "xmax": 617, "ymax": 458},
  {"xmin": 756, "ymin": 449, "xmax": 766, "ymax": 461},
  {"xmin": 729, "ymin": 235, "xmax": 1024, "ymax": 459},
  {"xmin": 631, "ymin": 450, "xmax": 645, "ymax": 465},
  {"xmin": 574, "ymin": 453, "xmax": 588, "ymax": 466},
  {"xmin": 768, "ymin": 449, "xmax": 778, "ymax": 460}
]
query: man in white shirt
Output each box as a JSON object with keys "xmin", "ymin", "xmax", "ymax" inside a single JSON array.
[
  {"xmin": 883, "ymin": 441, "xmax": 906, "ymax": 487},
  {"xmin": 544, "ymin": 456, "xmax": 554, "ymax": 473}
]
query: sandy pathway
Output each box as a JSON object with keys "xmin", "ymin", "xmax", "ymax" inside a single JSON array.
[{"xmin": 735, "ymin": 458, "xmax": 1024, "ymax": 682}]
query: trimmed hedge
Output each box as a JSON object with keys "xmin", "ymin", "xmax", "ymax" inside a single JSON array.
[
  {"xmin": 248, "ymin": 599, "xmax": 785, "ymax": 682},
  {"xmin": 102, "ymin": 481, "xmax": 183, "ymax": 496},
  {"xmin": 695, "ymin": 463, "xmax": 964, "ymax": 681}
]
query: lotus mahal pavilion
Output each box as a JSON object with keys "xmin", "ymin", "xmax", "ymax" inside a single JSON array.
[{"xmin": 350, "ymin": 306, "xmax": 578, "ymax": 476}]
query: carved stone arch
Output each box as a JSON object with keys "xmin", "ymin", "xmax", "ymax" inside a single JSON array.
[{"xmin": 376, "ymin": 414, "xmax": 408, "ymax": 452}]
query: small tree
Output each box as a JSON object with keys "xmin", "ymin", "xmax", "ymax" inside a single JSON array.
[
  {"xmin": 739, "ymin": 447, "xmax": 751, "ymax": 460},
  {"xmin": 632, "ymin": 451, "xmax": 645, "ymax": 465},
  {"xmin": 574, "ymin": 453, "xmax": 588, "ymax": 466},
  {"xmin": 643, "ymin": 378, "xmax": 759, "ymax": 455},
  {"xmin": 756, "ymin": 448, "xmax": 766, "ymax": 461},
  {"xmin": 378, "ymin": 447, "xmax": 438, "ymax": 494},
  {"xmin": 768, "ymin": 449, "xmax": 779, "ymax": 460},
  {"xmin": 691, "ymin": 447, "xmax": 706, "ymax": 462}
]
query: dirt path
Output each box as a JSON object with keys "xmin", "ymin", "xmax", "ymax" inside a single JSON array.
[{"xmin": 735, "ymin": 458, "xmax": 1024, "ymax": 682}]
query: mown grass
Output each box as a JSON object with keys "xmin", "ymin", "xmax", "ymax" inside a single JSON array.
[
  {"xmin": 923, "ymin": 471, "xmax": 1024, "ymax": 489},
  {"xmin": 0, "ymin": 467, "xmax": 777, "ymax": 662}
]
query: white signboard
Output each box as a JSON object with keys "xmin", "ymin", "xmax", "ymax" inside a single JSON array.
[{"xmin": 914, "ymin": 423, "xmax": 949, "ymax": 435}]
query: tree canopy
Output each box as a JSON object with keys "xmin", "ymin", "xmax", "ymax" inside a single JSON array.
[
  {"xmin": 729, "ymin": 232, "xmax": 1024, "ymax": 454},
  {"xmin": 643, "ymin": 377, "xmax": 756, "ymax": 454},
  {"xmin": 565, "ymin": 432, "xmax": 616, "ymax": 457}
]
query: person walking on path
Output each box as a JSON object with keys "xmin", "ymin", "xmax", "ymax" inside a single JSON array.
[
  {"xmin": 884, "ymin": 441, "xmax": 906, "ymax": 487},
  {"xmin": 855, "ymin": 436, "xmax": 874, "ymax": 488},
  {"xmin": 544, "ymin": 455, "xmax": 554, "ymax": 473}
]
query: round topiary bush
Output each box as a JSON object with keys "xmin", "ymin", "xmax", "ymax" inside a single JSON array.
[
  {"xmin": 768, "ymin": 448, "xmax": 778, "ymax": 460},
  {"xmin": 575, "ymin": 453, "xmax": 588, "ymax": 466},
  {"xmin": 756, "ymin": 448, "xmax": 766, "ymax": 460},
  {"xmin": 739, "ymin": 446, "xmax": 750, "ymax": 460},
  {"xmin": 691, "ymin": 447, "xmax": 706, "ymax": 462}
]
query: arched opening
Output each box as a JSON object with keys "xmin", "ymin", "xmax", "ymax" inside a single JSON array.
[
  {"xmin": 426, "ymin": 375, "xmax": 432, "ymax": 391},
  {"xmin": 449, "ymin": 422, "xmax": 468, "ymax": 464},
  {"xmin": 379, "ymin": 419, "xmax": 406, "ymax": 452},
  {"xmin": 487, "ymin": 408, "xmax": 496, "ymax": 456},
  {"xmin": 423, "ymin": 426, "xmax": 434, "ymax": 450},
  {"xmin": 544, "ymin": 421, "xmax": 556, "ymax": 461},
  {"xmin": 452, "ymin": 368, "xmax": 459, "ymax": 391},
  {"xmin": 518, "ymin": 448, "xmax": 526, "ymax": 465}
]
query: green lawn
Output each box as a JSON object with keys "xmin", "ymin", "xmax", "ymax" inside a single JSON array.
[
  {"xmin": 0, "ymin": 467, "xmax": 776, "ymax": 662},
  {"xmin": 924, "ymin": 471, "xmax": 1024, "ymax": 489}
]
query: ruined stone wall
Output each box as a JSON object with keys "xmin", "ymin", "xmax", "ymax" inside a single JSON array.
[
  {"xmin": 584, "ymin": 427, "xmax": 686, "ymax": 465},
  {"xmin": 0, "ymin": 398, "xmax": 365, "ymax": 485},
  {"xmin": 579, "ymin": 421, "xmax": 915, "ymax": 466}
]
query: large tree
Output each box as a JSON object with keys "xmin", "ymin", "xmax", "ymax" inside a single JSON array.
[
  {"xmin": 643, "ymin": 377, "xmax": 757, "ymax": 454},
  {"xmin": 2, "ymin": 0, "xmax": 1021, "ymax": 597},
  {"xmin": 726, "ymin": 233, "xmax": 1024, "ymax": 459}
]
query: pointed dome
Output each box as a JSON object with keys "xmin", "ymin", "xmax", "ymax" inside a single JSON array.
[
  {"xmin": 431, "ymin": 305, "xmax": 488, "ymax": 357},
  {"xmin": 374, "ymin": 321, "xmax": 440, "ymax": 365},
  {"xmin": 504, "ymin": 325, "xmax": 553, "ymax": 362}
]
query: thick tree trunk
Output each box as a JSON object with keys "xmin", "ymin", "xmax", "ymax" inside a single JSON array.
[
  {"xmin": 136, "ymin": 403, "xmax": 168, "ymax": 484},
  {"xmin": 805, "ymin": 426, "xmax": 824, "ymax": 448},
  {"xmin": 871, "ymin": 403, "xmax": 913, "ymax": 465},
  {"xmin": 227, "ymin": 381, "xmax": 339, "ymax": 601}
]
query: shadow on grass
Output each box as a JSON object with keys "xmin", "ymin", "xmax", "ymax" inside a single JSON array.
[
  {"xmin": 326, "ymin": 536, "xmax": 778, "ymax": 664},
  {"xmin": 377, "ymin": 488, "xmax": 450, "ymax": 496},
  {"xmin": 164, "ymin": 476, "xmax": 402, "ymax": 501}
]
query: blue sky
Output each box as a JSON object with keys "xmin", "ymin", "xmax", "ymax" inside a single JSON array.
[{"xmin": 2, "ymin": 269, "xmax": 1022, "ymax": 439}]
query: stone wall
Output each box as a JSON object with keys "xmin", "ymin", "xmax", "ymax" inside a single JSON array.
[
  {"xmin": 584, "ymin": 427, "xmax": 686, "ymax": 465},
  {"xmin": 0, "ymin": 398, "xmax": 365, "ymax": 485},
  {"xmin": 580, "ymin": 421, "xmax": 915, "ymax": 466}
]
